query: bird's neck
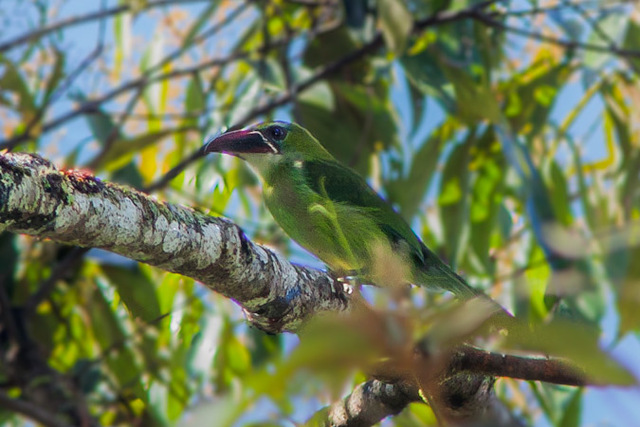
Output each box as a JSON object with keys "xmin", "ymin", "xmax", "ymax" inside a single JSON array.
[{"xmin": 243, "ymin": 153, "xmax": 303, "ymax": 187}]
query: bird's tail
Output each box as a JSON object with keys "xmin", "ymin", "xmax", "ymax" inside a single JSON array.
[
  {"xmin": 415, "ymin": 256, "xmax": 513, "ymax": 327},
  {"xmin": 416, "ymin": 261, "xmax": 482, "ymax": 300}
]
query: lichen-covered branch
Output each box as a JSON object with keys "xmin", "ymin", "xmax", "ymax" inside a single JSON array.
[
  {"xmin": 0, "ymin": 152, "xmax": 348, "ymax": 333},
  {"xmin": 327, "ymin": 380, "xmax": 421, "ymax": 426},
  {"xmin": 321, "ymin": 364, "xmax": 521, "ymax": 426}
]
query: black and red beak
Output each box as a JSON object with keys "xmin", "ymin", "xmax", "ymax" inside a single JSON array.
[{"xmin": 204, "ymin": 129, "xmax": 277, "ymax": 156}]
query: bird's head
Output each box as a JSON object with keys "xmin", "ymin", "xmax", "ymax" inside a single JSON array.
[{"xmin": 204, "ymin": 121, "xmax": 333, "ymax": 177}]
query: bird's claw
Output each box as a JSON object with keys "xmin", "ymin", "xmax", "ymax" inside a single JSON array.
[
  {"xmin": 328, "ymin": 270, "xmax": 360, "ymax": 298},
  {"xmin": 336, "ymin": 275, "xmax": 358, "ymax": 295}
]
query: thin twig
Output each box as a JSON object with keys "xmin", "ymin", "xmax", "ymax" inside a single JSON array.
[
  {"xmin": 448, "ymin": 345, "xmax": 590, "ymax": 386},
  {"xmin": 472, "ymin": 9, "xmax": 640, "ymax": 58},
  {"xmin": 490, "ymin": 0, "xmax": 633, "ymax": 18},
  {"xmin": 0, "ymin": 0, "xmax": 212, "ymax": 53},
  {"xmin": 103, "ymin": 108, "xmax": 214, "ymax": 120}
]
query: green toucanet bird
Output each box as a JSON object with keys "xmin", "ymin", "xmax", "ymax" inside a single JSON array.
[{"xmin": 204, "ymin": 121, "xmax": 481, "ymax": 299}]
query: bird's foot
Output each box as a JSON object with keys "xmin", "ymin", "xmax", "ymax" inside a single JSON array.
[
  {"xmin": 337, "ymin": 275, "xmax": 359, "ymax": 295},
  {"xmin": 329, "ymin": 270, "xmax": 360, "ymax": 297}
]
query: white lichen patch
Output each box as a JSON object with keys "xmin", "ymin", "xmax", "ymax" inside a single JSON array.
[
  {"xmin": 162, "ymin": 221, "xmax": 185, "ymax": 254},
  {"xmin": 116, "ymin": 198, "xmax": 142, "ymax": 245},
  {"xmin": 224, "ymin": 228, "xmax": 242, "ymax": 269},
  {"xmin": 57, "ymin": 195, "xmax": 91, "ymax": 233},
  {"xmin": 254, "ymin": 245, "xmax": 271, "ymax": 265},
  {"xmin": 10, "ymin": 180, "xmax": 39, "ymax": 214},
  {"xmin": 198, "ymin": 223, "xmax": 223, "ymax": 268},
  {"xmin": 147, "ymin": 215, "xmax": 168, "ymax": 246},
  {"xmin": 93, "ymin": 198, "xmax": 121, "ymax": 246}
]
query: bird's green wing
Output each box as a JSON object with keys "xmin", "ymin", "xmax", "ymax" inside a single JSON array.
[
  {"xmin": 303, "ymin": 159, "xmax": 480, "ymax": 298},
  {"xmin": 302, "ymin": 159, "xmax": 426, "ymax": 263}
]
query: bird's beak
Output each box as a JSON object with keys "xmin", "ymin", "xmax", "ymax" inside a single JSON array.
[{"xmin": 204, "ymin": 129, "xmax": 277, "ymax": 155}]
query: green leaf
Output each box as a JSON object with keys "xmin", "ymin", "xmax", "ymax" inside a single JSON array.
[
  {"xmin": 547, "ymin": 161, "xmax": 572, "ymax": 226},
  {"xmin": 111, "ymin": 161, "xmax": 144, "ymax": 188},
  {"xmin": 88, "ymin": 284, "xmax": 146, "ymax": 399},
  {"xmin": 101, "ymin": 129, "xmax": 175, "ymax": 171},
  {"xmin": 302, "ymin": 25, "xmax": 369, "ymax": 77},
  {"xmin": 141, "ymin": 32, "xmax": 167, "ymax": 118},
  {"xmin": 407, "ymin": 30, "xmax": 437, "ymax": 56},
  {"xmin": 247, "ymin": 58, "xmax": 286, "ymax": 91},
  {"xmin": 226, "ymin": 335, "xmax": 251, "ymax": 375},
  {"xmin": 440, "ymin": 64, "xmax": 500, "ymax": 124},
  {"xmin": 439, "ymin": 134, "xmax": 473, "ymax": 268},
  {"xmin": 224, "ymin": 68, "xmax": 261, "ymax": 126},
  {"xmin": 343, "ymin": 0, "xmax": 368, "ymax": 29},
  {"xmin": 558, "ymin": 388, "xmax": 582, "ymax": 427},
  {"xmin": 532, "ymin": 383, "xmax": 580, "ymax": 427},
  {"xmin": 605, "ymin": 243, "xmax": 640, "ymax": 336},
  {"xmin": 401, "ymin": 50, "xmax": 456, "ymax": 113},
  {"xmin": 501, "ymin": 59, "xmax": 571, "ymax": 136},
  {"xmin": 101, "ymin": 264, "xmax": 162, "ymax": 322},
  {"xmin": 469, "ymin": 128, "xmax": 505, "ymax": 274},
  {"xmin": 406, "ymin": 77, "xmax": 428, "ymax": 136},
  {"xmin": 295, "ymin": 70, "xmax": 334, "ymax": 110},
  {"xmin": 584, "ymin": 12, "xmax": 628, "ymax": 70},
  {"xmin": 0, "ymin": 57, "xmax": 37, "ymax": 122},
  {"xmin": 386, "ymin": 120, "xmax": 452, "ymax": 220},
  {"xmin": 601, "ymin": 81, "xmax": 632, "ymax": 167},
  {"xmin": 183, "ymin": 1, "xmax": 220, "ymax": 47},
  {"xmin": 185, "ymin": 73, "xmax": 205, "ymax": 114},
  {"xmin": 183, "ymin": 73, "xmax": 205, "ymax": 131},
  {"xmin": 495, "ymin": 121, "xmax": 569, "ymax": 270},
  {"xmin": 247, "ymin": 327, "xmax": 281, "ymax": 368},
  {"xmin": 85, "ymin": 110, "xmax": 120, "ymax": 146},
  {"xmin": 113, "ymin": 11, "xmax": 132, "ymax": 79},
  {"xmin": 294, "ymin": 81, "xmax": 398, "ymax": 174},
  {"xmin": 42, "ymin": 49, "xmax": 66, "ymax": 102},
  {"xmin": 378, "ymin": 0, "xmax": 413, "ymax": 56},
  {"xmin": 621, "ymin": 151, "xmax": 640, "ymax": 218},
  {"xmin": 623, "ymin": 21, "xmax": 640, "ymax": 70},
  {"xmin": 567, "ymin": 138, "xmax": 597, "ymax": 231}
]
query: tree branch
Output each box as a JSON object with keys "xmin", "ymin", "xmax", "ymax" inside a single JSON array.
[
  {"xmin": 0, "ymin": 152, "xmax": 348, "ymax": 333},
  {"xmin": 0, "ymin": 390, "xmax": 73, "ymax": 427},
  {"xmin": 449, "ymin": 345, "xmax": 589, "ymax": 386},
  {"xmin": 327, "ymin": 380, "xmax": 421, "ymax": 427}
]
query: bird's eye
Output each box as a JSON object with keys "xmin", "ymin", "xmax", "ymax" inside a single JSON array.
[{"xmin": 269, "ymin": 126, "xmax": 287, "ymax": 141}]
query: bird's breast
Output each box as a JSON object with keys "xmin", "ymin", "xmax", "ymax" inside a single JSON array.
[{"xmin": 263, "ymin": 179, "xmax": 391, "ymax": 274}]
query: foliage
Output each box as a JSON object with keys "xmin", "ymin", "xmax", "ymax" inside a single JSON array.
[{"xmin": 0, "ymin": 0, "xmax": 639, "ymax": 425}]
